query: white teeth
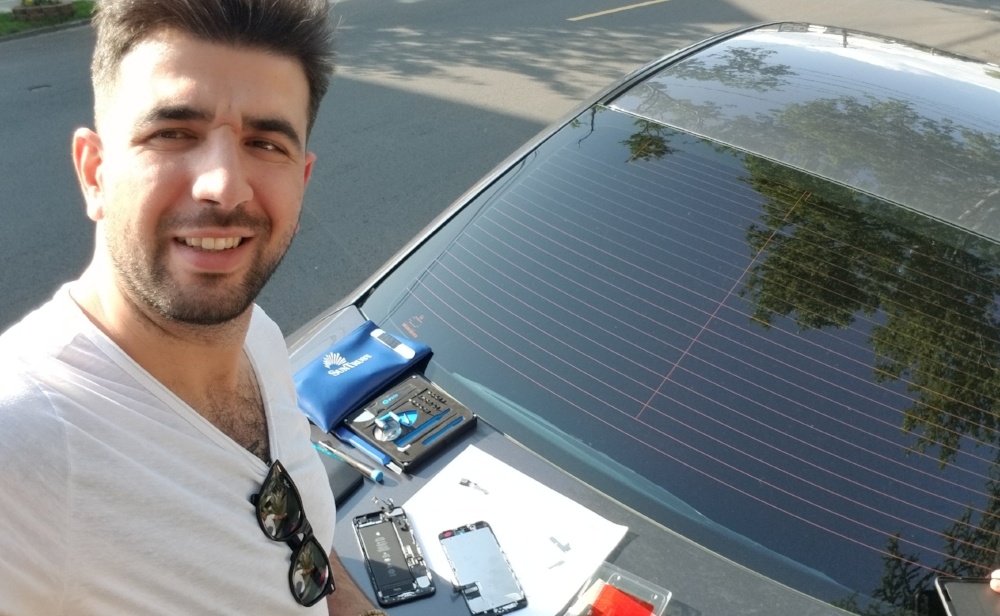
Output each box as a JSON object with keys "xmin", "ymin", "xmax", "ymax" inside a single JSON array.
[{"xmin": 183, "ymin": 237, "xmax": 242, "ymax": 250}]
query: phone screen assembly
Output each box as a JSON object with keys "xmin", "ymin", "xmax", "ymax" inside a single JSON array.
[
  {"xmin": 439, "ymin": 521, "xmax": 527, "ymax": 616},
  {"xmin": 353, "ymin": 501, "xmax": 435, "ymax": 607},
  {"xmin": 936, "ymin": 577, "xmax": 1000, "ymax": 616}
]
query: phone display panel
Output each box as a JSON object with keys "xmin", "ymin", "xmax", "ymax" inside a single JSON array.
[{"xmin": 439, "ymin": 521, "xmax": 527, "ymax": 616}]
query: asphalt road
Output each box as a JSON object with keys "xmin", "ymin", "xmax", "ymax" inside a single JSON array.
[{"xmin": 2, "ymin": 0, "xmax": 999, "ymax": 336}]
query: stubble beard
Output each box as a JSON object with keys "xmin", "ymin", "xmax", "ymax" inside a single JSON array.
[{"xmin": 108, "ymin": 208, "xmax": 295, "ymax": 327}]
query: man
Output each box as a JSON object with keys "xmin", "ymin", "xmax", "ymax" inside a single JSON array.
[{"xmin": 0, "ymin": 1, "xmax": 385, "ymax": 614}]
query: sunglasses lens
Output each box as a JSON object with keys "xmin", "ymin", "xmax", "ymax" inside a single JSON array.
[
  {"xmin": 255, "ymin": 461, "xmax": 334, "ymax": 606},
  {"xmin": 257, "ymin": 464, "xmax": 304, "ymax": 541},
  {"xmin": 291, "ymin": 537, "xmax": 333, "ymax": 606}
]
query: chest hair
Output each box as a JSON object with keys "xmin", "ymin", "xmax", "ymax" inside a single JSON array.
[{"xmin": 201, "ymin": 360, "xmax": 270, "ymax": 462}]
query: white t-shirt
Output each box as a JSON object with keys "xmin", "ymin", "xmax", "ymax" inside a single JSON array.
[{"xmin": 0, "ymin": 286, "xmax": 335, "ymax": 614}]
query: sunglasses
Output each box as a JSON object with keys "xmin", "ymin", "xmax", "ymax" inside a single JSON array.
[{"xmin": 250, "ymin": 460, "xmax": 335, "ymax": 606}]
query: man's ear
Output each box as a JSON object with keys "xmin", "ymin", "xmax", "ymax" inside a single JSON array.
[
  {"xmin": 295, "ymin": 151, "xmax": 317, "ymax": 235},
  {"xmin": 303, "ymin": 151, "xmax": 316, "ymax": 188},
  {"xmin": 72, "ymin": 128, "xmax": 105, "ymax": 221}
]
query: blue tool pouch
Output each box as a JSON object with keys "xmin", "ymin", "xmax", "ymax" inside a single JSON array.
[{"xmin": 294, "ymin": 320, "xmax": 431, "ymax": 432}]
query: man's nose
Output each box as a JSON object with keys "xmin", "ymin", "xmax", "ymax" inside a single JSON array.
[{"xmin": 191, "ymin": 133, "xmax": 253, "ymax": 209}]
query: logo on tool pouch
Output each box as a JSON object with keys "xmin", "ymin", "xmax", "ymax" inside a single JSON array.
[{"xmin": 323, "ymin": 352, "xmax": 372, "ymax": 377}]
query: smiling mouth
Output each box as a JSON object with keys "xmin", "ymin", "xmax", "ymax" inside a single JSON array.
[{"xmin": 182, "ymin": 237, "xmax": 244, "ymax": 251}]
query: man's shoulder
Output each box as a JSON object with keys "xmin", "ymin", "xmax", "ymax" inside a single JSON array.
[
  {"xmin": 0, "ymin": 284, "xmax": 80, "ymax": 364},
  {"xmin": 0, "ymin": 317, "xmax": 62, "ymax": 410},
  {"xmin": 0, "ymin": 359, "xmax": 53, "ymax": 405},
  {"xmin": 247, "ymin": 304, "xmax": 299, "ymax": 402},
  {"xmin": 0, "ymin": 286, "xmax": 110, "ymax": 420},
  {"xmin": 0, "ymin": 356, "xmax": 68, "ymax": 469},
  {"xmin": 248, "ymin": 304, "xmax": 287, "ymax": 352}
]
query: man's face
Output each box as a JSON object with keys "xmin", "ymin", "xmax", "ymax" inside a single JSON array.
[{"xmin": 82, "ymin": 30, "xmax": 315, "ymax": 325}]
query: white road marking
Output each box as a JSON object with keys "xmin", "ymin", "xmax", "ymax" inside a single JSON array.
[{"xmin": 568, "ymin": 0, "xmax": 674, "ymax": 22}]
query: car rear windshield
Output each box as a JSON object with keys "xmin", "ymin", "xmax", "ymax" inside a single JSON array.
[{"xmin": 360, "ymin": 105, "xmax": 1000, "ymax": 613}]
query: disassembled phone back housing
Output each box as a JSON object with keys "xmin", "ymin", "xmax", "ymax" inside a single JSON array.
[{"xmin": 353, "ymin": 499, "xmax": 435, "ymax": 606}]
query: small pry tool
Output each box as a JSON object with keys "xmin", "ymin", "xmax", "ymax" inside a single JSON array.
[
  {"xmin": 334, "ymin": 426, "xmax": 403, "ymax": 474},
  {"xmin": 314, "ymin": 440, "xmax": 384, "ymax": 483}
]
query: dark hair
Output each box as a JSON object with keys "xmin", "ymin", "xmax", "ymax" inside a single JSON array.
[{"xmin": 91, "ymin": 0, "xmax": 335, "ymax": 134}]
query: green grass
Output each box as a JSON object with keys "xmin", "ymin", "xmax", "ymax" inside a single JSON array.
[{"xmin": 0, "ymin": 1, "xmax": 93, "ymax": 38}]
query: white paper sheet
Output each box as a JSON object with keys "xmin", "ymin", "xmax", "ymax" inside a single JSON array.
[{"xmin": 403, "ymin": 445, "xmax": 628, "ymax": 616}]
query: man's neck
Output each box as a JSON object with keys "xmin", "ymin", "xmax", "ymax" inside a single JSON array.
[
  {"xmin": 71, "ymin": 271, "xmax": 270, "ymax": 460},
  {"xmin": 70, "ymin": 269, "xmax": 252, "ymax": 407}
]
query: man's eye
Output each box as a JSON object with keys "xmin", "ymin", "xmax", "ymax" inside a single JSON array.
[
  {"xmin": 250, "ymin": 139, "xmax": 282, "ymax": 152},
  {"xmin": 249, "ymin": 139, "xmax": 289, "ymax": 156},
  {"xmin": 152, "ymin": 129, "xmax": 190, "ymax": 140}
]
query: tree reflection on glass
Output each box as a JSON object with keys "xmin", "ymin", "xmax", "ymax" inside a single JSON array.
[
  {"xmin": 621, "ymin": 120, "xmax": 675, "ymax": 162},
  {"xmin": 618, "ymin": 45, "xmax": 792, "ymax": 135},
  {"xmin": 626, "ymin": 41, "xmax": 1000, "ymax": 466},
  {"xmin": 736, "ymin": 131, "xmax": 1000, "ymax": 614},
  {"xmin": 616, "ymin": 107, "xmax": 1000, "ymax": 615},
  {"xmin": 669, "ymin": 45, "xmax": 795, "ymax": 92},
  {"xmin": 741, "ymin": 154, "xmax": 1000, "ymax": 467}
]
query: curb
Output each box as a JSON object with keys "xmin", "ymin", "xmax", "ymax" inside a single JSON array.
[{"xmin": 0, "ymin": 16, "xmax": 90, "ymax": 42}]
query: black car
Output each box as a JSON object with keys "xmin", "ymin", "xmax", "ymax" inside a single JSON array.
[{"xmin": 291, "ymin": 22, "xmax": 1000, "ymax": 616}]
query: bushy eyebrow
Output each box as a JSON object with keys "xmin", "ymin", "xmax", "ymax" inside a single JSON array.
[
  {"xmin": 137, "ymin": 104, "xmax": 209, "ymax": 127},
  {"xmin": 245, "ymin": 116, "xmax": 304, "ymax": 151},
  {"xmin": 135, "ymin": 104, "xmax": 304, "ymax": 151}
]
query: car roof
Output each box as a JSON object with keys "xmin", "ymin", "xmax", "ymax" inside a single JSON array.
[{"xmin": 610, "ymin": 23, "xmax": 1000, "ymax": 240}]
